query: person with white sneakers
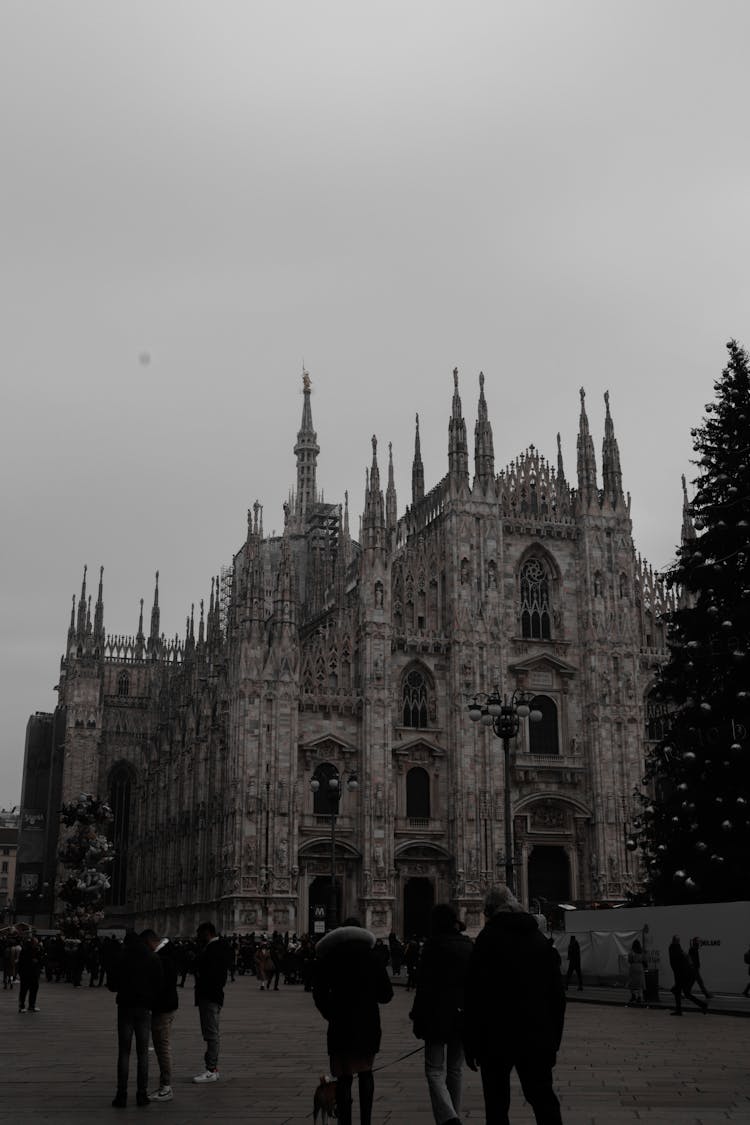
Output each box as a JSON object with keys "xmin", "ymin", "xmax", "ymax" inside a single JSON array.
[
  {"xmin": 192, "ymin": 921, "xmax": 227, "ymax": 1083},
  {"xmin": 141, "ymin": 929, "xmax": 179, "ymax": 1102}
]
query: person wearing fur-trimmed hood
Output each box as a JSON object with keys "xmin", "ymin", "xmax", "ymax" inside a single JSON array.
[{"xmin": 312, "ymin": 919, "xmax": 393, "ymax": 1125}]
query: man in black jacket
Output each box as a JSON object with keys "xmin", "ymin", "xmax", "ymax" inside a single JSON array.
[
  {"xmin": 141, "ymin": 929, "xmax": 179, "ymax": 1102},
  {"xmin": 192, "ymin": 920, "xmax": 227, "ymax": 1083},
  {"xmin": 108, "ymin": 930, "xmax": 164, "ymax": 1108},
  {"xmin": 410, "ymin": 904, "xmax": 473, "ymax": 1125},
  {"xmin": 464, "ymin": 887, "xmax": 565, "ymax": 1125}
]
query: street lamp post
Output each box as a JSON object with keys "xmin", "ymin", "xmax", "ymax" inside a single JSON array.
[
  {"xmin": 310, "ymin": 765, "xmax": 358, "ymax": 932},
  {"xmin": 467, "ymin": 688, "xmax": 542, "ymax": 893}
]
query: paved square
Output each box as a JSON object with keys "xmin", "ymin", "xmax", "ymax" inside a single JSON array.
[{"xmin": 1, "ymin": 977, "xmax": 749, "ymax": 1123}]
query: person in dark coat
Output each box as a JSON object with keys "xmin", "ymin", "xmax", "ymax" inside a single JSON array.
[
  {"xmin": 192, "ymin": 920, "xmax": 227, "ymax": 1082},
  {"xmin": 668, "ymin": 935, "xmax": 707, "ymax": 1015},
  {"xmin": 17, "ymin": 936, "xmax": 43, "ymax": 1013},
  {"xmin": 313, "ymin": 918, "xmax": 393, "ymax": 1125},
  {"xmin": 688, "ymin": 937, "xmax": 712, "ymax": 999},
  {"xmin": 141, "ymin": 929, "xmax": 179, "ymax": 1102},
  {"xmin": 565, "ymin": 935, "xmax": 583, "ymax": 990},
  {"xmin": 464, "ymin": 886, "xmax": 566, "ymax": 1125},
  {"xmin": 410, "ymin": 904, "xmax": 473, "ymax": 1125},
  {"xmin": 108, "ymin": 930, "xmax": 164, "ymax": 1108}
]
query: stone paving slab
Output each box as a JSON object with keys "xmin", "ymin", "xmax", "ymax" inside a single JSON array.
[{"xmin": 0, "ymin": 976, "xmax": 749, "ymax": 1123}]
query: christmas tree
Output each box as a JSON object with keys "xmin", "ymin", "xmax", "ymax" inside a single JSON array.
[{"xmin": 635, "ymin": 340, "xmax": 750, "ymax": 903}]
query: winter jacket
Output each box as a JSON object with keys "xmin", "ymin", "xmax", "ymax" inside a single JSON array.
[
  {"xmin": 463, "ymin": 912, "xmax": 566, "ymax": 1064},
  {"xmin": 194, "ymin": 937, "xmax": 227, "ymax": 1007},
  {"xmin": 152, "ymin": 939, "xmax": 179, "ymax": 1014},
  {"xmin": 18, "ymin": 943, "xmax": 43, "ymax": 979},
  {"xmin": 313, "ymin": 926, "xmax": 393, "ymax": 1058},
  {"xmin": 668, "ymin": 940, "xmax": 694, "ymax": 986},
  {"xmin": 109, "ymin": 939, "xmax": 163, "ymax": 1010},
  {"xmin": 410, "ymin": 930, "xmax": 473, "ymax": 1042}
]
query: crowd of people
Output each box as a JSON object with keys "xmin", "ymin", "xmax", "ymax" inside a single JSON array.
[{"xmin": 2, "ymin": 907, "xmax": 750, "ymax": 1123}]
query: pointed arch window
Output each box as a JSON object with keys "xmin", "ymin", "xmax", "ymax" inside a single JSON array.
[
  {"xmin": 520, "ymin": 559, "xmax": 551, "ymax": 639},
  {"xmin": 528, "ymin": 696, "xmax": 559, "ymax": 755},
  {"xmin": 117, "ymin": 671, "xmax": 130, "ymax": 697},
  {"xmin": 312, "ymin": 762, "xmax": 339, "ymax": 816},
  {"xmin": 406, "ymin": 767, "xmax": 430, "ymax": 819},
  {"xmin": 403, "ymin": 668, "xmax": 429, "ymax": 728}
]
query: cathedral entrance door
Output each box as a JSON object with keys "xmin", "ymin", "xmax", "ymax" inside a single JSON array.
[
  {"xmin": 527, "ymin": 845, "xmax": 570, "ymax": 903},
  {"xmin": 403, "ymin": 877, "xmax": 434, "ymax": 940},
  {"xmin": 308, "ymin": 875, "xmax": 341, "ymax": 935}
]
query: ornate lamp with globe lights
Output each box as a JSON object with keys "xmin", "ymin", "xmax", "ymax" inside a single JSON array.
[
  {"xmin": 467, "ymin": 688, "xmax": 542, "ymax": 892},
  {"xmin": 310, "ymin": 764, "xmax": 358, "ymax": 931}
]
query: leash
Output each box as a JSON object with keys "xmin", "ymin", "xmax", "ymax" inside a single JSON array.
[
  {"xmin": 371, "ymin": 1043, "xmax": 424, "ymax": 1072},
  {"xmin": 290, "ymin": 1045, "xmax": 426, "ymax": 1123}
]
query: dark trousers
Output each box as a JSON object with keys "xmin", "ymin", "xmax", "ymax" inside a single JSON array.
[
  {"xmin": 565, "ymin": 963, "xmax": 582, "ymax": 989},
  {"xmin": 117, "ymin": 1005, "xmax": 151, "ymax": 1095},
  {"xmin": 480, "ymin": 1053, "xmax": 562, "ymax": 1125},
  {"xmin": 671, "ymin": 980, "xmax": 706, "ymax": 1013},
  {"xmin": 19, "ymin": 974, "xmax": 40, "ymax": 1009}
]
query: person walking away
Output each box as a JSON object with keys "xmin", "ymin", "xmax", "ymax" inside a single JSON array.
[
  {"xmin": 404, "ymin": 936, "xmax": 420, "ymax": 991},
  {"xmin": 464, "ymin": 886, "xmax": 566, "ymax": 1125},
  {"xmin": 668, "ymin": 935, "xmax": 707, "ymax": 1015},
  {"xmin": 18, "ymin": 936, "xmax": 43, "ymax": 1012},
  {"xmin": 688, "ymin": 937, "xmax": 712, "ymax": 999},
  {"xmin": 255, "ymin": 942, "xmax": 274, "ymax": 989},
  {"xmin": 193, "ymin": 921, "xmax": 227, "ymax": 1082},
  {"xmin": 565, "ymin": 935, "xmax": 583, "ymax": 991},
  {"xmin": 388, "ymin": 932, "xmax": 404, "ymax": 976},
  {"xmin": 410, "ymin": 904, "xmax": 473, "ymax": 1125},
  {"xmin": 626, "ymin": 940, "xmax": 646, "ymax": 1006},
  {"xmin": 743, "ymin": 941, "xmax": 750, "ymax": 997},
  {"xmin": 270, "ymin": 934, "xmax": 285, "ymax": 990},
  {"xmin": 141, "ymin": 929, "xmax": 179, "ymax": 1102},
  {"xmin": 313, "ymin": 917, "xmax": 393, "ymax": 1125},
  {"xmin": 108, "ymin": 930, "xmax": 164, "ymax": 1108}
]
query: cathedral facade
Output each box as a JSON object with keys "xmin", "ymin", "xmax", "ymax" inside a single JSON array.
[{"xmin": 19, "ymin": 370, "xmax": 675, "ymax": 937}]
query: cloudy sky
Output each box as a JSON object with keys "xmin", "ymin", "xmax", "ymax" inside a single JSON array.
[{"xmin": 2, "ymin": 1, "xmax": 749, "ymax": 807}]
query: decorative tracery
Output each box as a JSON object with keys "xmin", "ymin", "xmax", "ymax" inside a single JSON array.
[
  {"xmin": 520, "ymin": 558, "xmax": 551, "ymax": 639},
  {"xmin": 402, "ymin": 668, "xmax": 429, "ymax": 728}
]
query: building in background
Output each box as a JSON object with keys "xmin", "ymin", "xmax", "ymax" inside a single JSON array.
[
  {"xmin": 0, "ymin": 808, "xmax": 20, "ymax": 925},
  {"xmin": 19, "ymin": 371, "xmax": 678, "ymax": 936}
]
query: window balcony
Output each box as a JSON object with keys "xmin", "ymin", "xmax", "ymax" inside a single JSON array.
[{"xmin": 394, "ymin": 816, "xmax": 443, "ymax": 837}]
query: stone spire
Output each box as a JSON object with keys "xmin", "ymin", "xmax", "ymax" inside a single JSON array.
[
  {"xmin": 576, "ymin": 388, "xmax": 598, "ymax": 504},
  {"xmin": 448, "ymin": 367, "xmax": 469, "ymax": 482},
  {"xmin": 681, "ymin": 473, "xmax": 696, "ymax": 543},
  {"xmin": 386, "ymin": 442, "xmax": 397, "ymax": 531},
  {"xmin": 412, "ymin": 413, "xmax": 425, "ymax": 505},
  {"xmin": 67, "ymin": 594, "xmax": 76, "ymax": 648},
  {"xmin": 76, "ymin": 565, "xmax": 88, "ymax": 640},
  {"xmin": 93, "ymin": 566, "xmax": 105, "ymax": 650},
  {"xmin": 294, "ymin": 369, "xmax": 319, "ymax": 521},
  {"xmin": 135, "ymin": 597, "xmax": 145, "ymax": 659},
  {"xmin": 197, "ymin": 599, "xmax": 205, "ymax": 648},
  {"xmin": 272, "ymin": 533, "xmax": 297, "ymax": 630},
  {"xmin": 473, "ymin": 371, "xmax": 495, "ymax": 488},
  {"xmin": 602, "ymin": 390, "xmax": 624, "ymax": 508},
  {"xmin": 556, "ymin": 432, "xmax": 566, "ymax": 484},
  {"xmin": 362, "ymin": 435, "xmax": 385, "ymax": 549},
  {"xmin": 148, "ymin": 571, "xmax": 160, "ymax": 653}
]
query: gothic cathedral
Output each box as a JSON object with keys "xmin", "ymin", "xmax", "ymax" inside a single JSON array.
[{"xmin": 20, "ymin": 369, "xmax": 676, "ymax": 936}]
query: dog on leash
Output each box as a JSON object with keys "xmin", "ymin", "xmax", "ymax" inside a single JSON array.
[{"xmin": 313, "ymin": 1074, "xmax": 338, "ymax": 1122}]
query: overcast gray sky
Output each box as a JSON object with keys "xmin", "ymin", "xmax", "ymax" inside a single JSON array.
[{"xmin": 2, "ymin": 1, "xmax": 749, "ymax": 807}]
